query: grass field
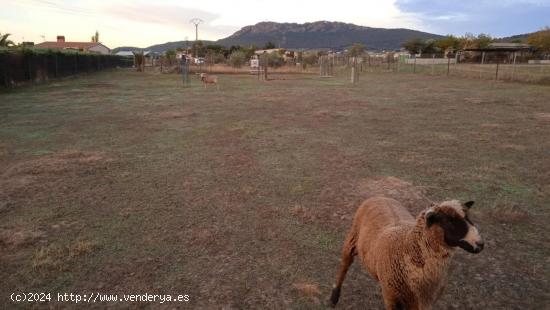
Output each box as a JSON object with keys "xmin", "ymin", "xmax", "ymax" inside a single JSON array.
[{"xmin": 1, "ymin": 69, "xmax": 549, "ymax": 309}]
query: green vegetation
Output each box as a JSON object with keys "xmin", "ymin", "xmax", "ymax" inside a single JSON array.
[
  {"xmin": 404, "ymin": 33, "xmax": 494, "ymax": 55},
  {"xmin": 528, "ymin": 27, "xmax": 550, "ymax": 56},
  {"xmin": 0, "ymin": 32, "xmax": 14, "ymax": 47},
  {"xmin": 348, "ymin": 43, "xmax": 365, "ymax": 57},
  {"xmin": 229, "ymin": 50, "xmax": 247, "ymax": 67}
]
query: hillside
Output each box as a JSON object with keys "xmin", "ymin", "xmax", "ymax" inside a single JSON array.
[
  {"xmin": 112, "ymin": 40, "xmax": 215, "ymax": 54},
  {"xmin": 216, "ymin": 21, "xmax": 443, "ymax": 50},
  {"xmin": 114, "ymin": 21, "xmax": 443, "ymax": 53}
]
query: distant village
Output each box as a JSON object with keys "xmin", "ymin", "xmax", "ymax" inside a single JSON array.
[{"xmin": 10, "ymin": 29, "xmax": 550, "ymax": 70}]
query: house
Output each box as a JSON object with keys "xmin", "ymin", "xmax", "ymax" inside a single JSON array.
[
  {"xmin": 254, "ymin": 48, "xmax": 296, "ymax": 61},
  {"xmin": 34, "ymin": 36, "xmax": 110, "ymax": 54}
]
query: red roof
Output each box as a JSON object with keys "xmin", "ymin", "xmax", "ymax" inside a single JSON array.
[{"xmin": 34, "ymin": 41, "xmax": 103, "ymax": 50}]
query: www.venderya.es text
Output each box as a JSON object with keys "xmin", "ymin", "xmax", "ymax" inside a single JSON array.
[{"xmin": 10, "ymin": 292, "xmax": 190, "ymax": 304}]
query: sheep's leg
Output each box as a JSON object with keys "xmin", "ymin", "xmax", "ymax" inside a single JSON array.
[
  {"xmin": 330, "ymin": 231, "xmax": 357, "ymax": 306},
  {"xmin": 381, "ymin": 286, "xmax": 419, "ymax": 310}
]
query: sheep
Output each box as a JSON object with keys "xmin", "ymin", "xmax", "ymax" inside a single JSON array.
[
  {"xmin": 330, "ymin": 196, "xmax": 484, "ymax": 309},
  {"xmin": 199, "ymin": 73, "xmax": 219, "ymax": 90}
]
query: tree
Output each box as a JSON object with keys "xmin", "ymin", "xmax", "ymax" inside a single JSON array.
[
  {"xmin": 435, "ymin": 35, "xmax": 460, "ymax": 53},
  {"xmin": 348, "ymin": 43, "xmax": 365, "ymax": 57},
  {"xmin": 165, "ymin": 49, "xmax": 176, "ymax": 65},
  {"xmin": 402, "ymin": 38, "xmax": 425, "ymax": 55},
  {"xmin": 302, "ymin": 52, "xmax": 318, "ymax": 68},
  {"xmin": 229, "ymin": 50, "xmax": 246, "ymax": 68},
  {"xmin": 528, "ymin": 27, "xmax": 550, "ymax": 55},
  {"xmin": 422, "ymin": 39, "xmax": 439, "ymax": 54},
  {"xmin": 475, "ymin": 33, "xmax": 492, "ymax": 49},
  {"xmin": 0, "ymin": 33, "xmax": 15, "ymax": 47},
  {"xmin": 267, "ymin": 52, "xmax": 284, "ymax": 67},
  {"xmin": 91, "ymin": 31, "xmax": 99, "ymax": 43},
  {"xmin": 191, "ymin": 41, "xmax": 207, "ymax": 57},
  {"xmin": 264, "ymin": 41, "xmax": 276, "ymax": 49}
]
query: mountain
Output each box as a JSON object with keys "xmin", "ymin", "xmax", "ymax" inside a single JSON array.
[
  {"xmin": 112, "ymin": 40, "xmax": 215, "ymax": 54},
  {"xmin": 495, "ymin": 32, "xmax": 533, "ymax": 43},
  {"xmin": 114, "ymin": 21, "xmax": 444, "ymax": 53},
  {"xmin": 216, "ymin": 21, "xmax": 443, "ymax": 50}
]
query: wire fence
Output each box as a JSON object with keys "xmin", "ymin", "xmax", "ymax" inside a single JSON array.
[
  {"xmin": 359, "ymin": 54, "xmax": 550, "ymax": 84},
  {"xmin": 0, "ymin": 49, "xmax": 133, "ymax": 89}
]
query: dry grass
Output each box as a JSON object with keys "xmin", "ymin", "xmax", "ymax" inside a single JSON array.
[
  {"xmin": 484, "ymin": 204, "xmax": 531, "ymax": 224},
  {"xmin": 1, "ymin": 69, "xmax": 549, "ymax": 308},
  {"xmin": 32, "ymin": 241, "xmax": 98, "ymax": 271}
]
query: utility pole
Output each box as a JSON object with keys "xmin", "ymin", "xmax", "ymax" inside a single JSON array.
[{"xmin": 190, "ymin": 18, "xmax": 203, "ymax": 58}]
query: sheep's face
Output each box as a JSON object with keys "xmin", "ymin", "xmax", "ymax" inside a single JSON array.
[{"xmin": 426, "ymin": 201, "xmax": 484, "ymax": 254}]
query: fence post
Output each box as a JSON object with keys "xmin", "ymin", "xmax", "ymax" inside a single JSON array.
[
  {"xmin": 413, "ymin": 56, "xmax": 416, "ymax": 73},
  {"xmin": 397, "ymin": 55, "xmax": 400, "ymax": 73},
  {"xmin": 447, "ymin": 57, "xmax": 450, "ymax": 76},
  {"xmin": 351, "ymin": 57, "xmax": 358, "ymax": 84},
  {"xmin": 495, "ymin": 62, "xmax": 499, "ymax": 80},
  {"xmin": 511, "ymin": 52, "xmax": 517, "ymax": 81},
  {"xmin": 431, "ymin": 54, "xmax": 435, "ymax": 75}
]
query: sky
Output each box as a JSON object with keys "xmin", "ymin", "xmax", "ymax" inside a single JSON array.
[{"xmin": 1, "ymin": 0, "xmax": 549, "ymax": 48}]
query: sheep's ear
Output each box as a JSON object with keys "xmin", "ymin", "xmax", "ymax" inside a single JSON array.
[
  {"xmin": 463, "ymin": 201, "xmax": 475, "ymax": 209},
  {"xmin": 426, "ymin": 210, "xmax": 438, "ymax": 227}
]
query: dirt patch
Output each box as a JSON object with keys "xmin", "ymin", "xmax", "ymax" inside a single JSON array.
[
  {"xmin": 0, "ymin": 150, "xmax": 112, "ymax": 210},
  {"xmin": 2, "ymin": 150, "xmax": 109, "ymax": 177},
  {"xmin": 357, "ymin": 176, "xmax": 432, "ymax": 214},
  {"xmin": 32, "ymin": 240, "xmax": 98, "ymax": 271},
  {"xmin": 84, "ymin": 83, "xmax": 115, "ymax": 89},
  {"xmin": 483, "ymin": 205, "xmax": 530, "ymax": 224},
  {"xmin": 0, "ymin": 227, "xmax": 45, "ymax": 248},
  {"xmin": 480, "ymin": 123, "xmax": 504, "ymax": 129},
  {"xmin": 292, "ymin": 282, "xmax": 321, "ymax": 304},
  {"xmin": 534, "ymin": 113, "xmax": 550, "ymax": 122},
  {"xmin": 500, "ymin": 144, "xmax": 527, "ymax": 151}
]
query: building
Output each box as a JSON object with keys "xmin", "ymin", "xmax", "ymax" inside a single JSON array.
[
  {"xmin": 460, "ymin": 42, "xmax": 534, "ymax": 63},
  {"xmin": 34, "ymin": 36, "xmax": 110, "ymax": 54},
  {"xmin": 114, "ymin": 51, "xmax": 134, "ymax": 57}
]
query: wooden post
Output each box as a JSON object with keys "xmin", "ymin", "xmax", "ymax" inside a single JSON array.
[
  {"xmin": 351, "ymin": 57, "xmax": 357, "ymax": 84},
  {"xmin": 495, "ymin": 62, "xmax": 499, "ymax": 80},
  {"xmin": 480, "ymin": 51, "xmax": 485, "ymax": 79},
  {"xmin": 447, "ymin": 57, "xmax": 450, "ymax": 76},
  {"xmin": 397, "ymin": 55, "xmax": 400, "ymax": 72},
  {"xmin": 431, "ymin": 54, "xmax": 435, "ymax": 75},
  {"xmin": 413, "ymin": 56, "xmax": 416, "ymax": 73},
  {"xmin": 511, "ymin": 52, "xmax": 517, "ymax": 81}
]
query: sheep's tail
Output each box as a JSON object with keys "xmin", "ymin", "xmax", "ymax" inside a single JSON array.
[{"xmin": 330, "ymin": 228, "xmax": 358, "ymax": 307}]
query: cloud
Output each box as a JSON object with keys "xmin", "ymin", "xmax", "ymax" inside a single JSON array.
[{"xmin": 395, "ymin": 0, "xmax": 550, "ymax": 36}]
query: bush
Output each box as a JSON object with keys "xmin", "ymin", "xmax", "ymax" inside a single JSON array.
[
  {"xmin": 229, "ymin": 50, "xmax": 247, "ymax": 68},
  {"xmin": 267, "ymin": 52, "xmax": 284, "ymax": 68},
  {"xmin": 302, "ymin": 53, "xmax": 318, "ymax": 67}
]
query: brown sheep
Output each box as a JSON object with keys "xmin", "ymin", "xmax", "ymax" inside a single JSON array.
[
  {"xmin": 330, "ymin": 197, "xmax": 484, "ymax": 309},
  {"xmin": 199, "ymin": 73, "xmax": 219, "ymax": 90}
]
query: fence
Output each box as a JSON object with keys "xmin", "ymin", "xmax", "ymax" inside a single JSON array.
[
  {"xmin": 346, "ymin": 53, "xmax": 549, "ymax": 84},
  {"xmin": 0, "ymin": 49, "xmax": 133, "ymax": 88},
  {"xmin": 397, "ymin": 57, "xmax": 550, "ymax": 83}
]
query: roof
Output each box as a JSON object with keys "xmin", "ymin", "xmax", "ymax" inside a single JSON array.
[
  {"xmin": 489, "ymin": 43, "xmax": 531, "ymax": 49},
  {"xmin": 34, "ymin": 41, "xmax": 108, "ymax": 50},
  {"xmin": 462, "ymin": 43, "xmax": 532, "ymax": 52},
  {"xmin": 115, "ymin": 51, "xmax": 134, "ymax": 56}
]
